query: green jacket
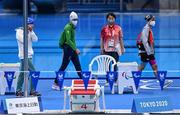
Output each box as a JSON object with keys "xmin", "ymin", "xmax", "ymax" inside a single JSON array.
[{"xmin": 59, "ymin": 23, "xmax": 76, "ymax": 51}]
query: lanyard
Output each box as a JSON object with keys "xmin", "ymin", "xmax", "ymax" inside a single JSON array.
[{"xmin": 108, "ymin": 26, "xmax": 115, "ymax": 38}]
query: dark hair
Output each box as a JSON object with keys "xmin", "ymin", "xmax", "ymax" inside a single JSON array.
[
  {"xmin": 106, "ymin": 12, "xmax": 116, "ymax": 20},
  {"xmin": 145, "ymin": 14, "xmax": 155, "ymax": 22}
]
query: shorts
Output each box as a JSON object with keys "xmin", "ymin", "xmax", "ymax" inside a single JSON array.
[{"xmin": 140, "ymin": 53, "xmax": 156, "ymax": 65}]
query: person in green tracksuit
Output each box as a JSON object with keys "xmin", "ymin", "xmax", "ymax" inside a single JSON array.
[{"xmin": 52, "ymin": 11, "xmax": 82, "ymax": 90}]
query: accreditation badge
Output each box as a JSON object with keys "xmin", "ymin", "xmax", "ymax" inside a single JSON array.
[{"xmin": 108, "ymin": 39, "xmax": 114, "ymax": 48}]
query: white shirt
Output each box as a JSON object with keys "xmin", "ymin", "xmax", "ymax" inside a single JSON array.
[{"xmin": 15, "ymin": 27, "xmax": 38, "ymax": 59}]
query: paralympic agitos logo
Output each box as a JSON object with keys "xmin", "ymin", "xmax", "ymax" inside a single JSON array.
[{"xmin": 122, "ymin": 72, "xmax": 133, "ymax": 80}]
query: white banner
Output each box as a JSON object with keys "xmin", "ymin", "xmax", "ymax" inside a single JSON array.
[{"xmin": 5, "ymin": 97, "xmax": 40, "ymax": 114}]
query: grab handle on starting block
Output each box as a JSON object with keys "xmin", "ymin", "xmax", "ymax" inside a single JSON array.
[
  {"xmin": 63, "ymin": 86, "xmax": 71, "ymax": 112},
  {"xmin": 101, "ymin": 86, "xmax": 106, "ymax": 112}
]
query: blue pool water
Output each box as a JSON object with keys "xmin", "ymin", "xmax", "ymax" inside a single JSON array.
[{"xmin": 0, "ymin": 13, "xmax": 180, "ymax": 78}]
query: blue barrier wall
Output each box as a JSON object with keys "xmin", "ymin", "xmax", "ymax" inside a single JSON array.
[{"xmin": 0, "ymin": 13, "xmax": 180, "ymax": 78}]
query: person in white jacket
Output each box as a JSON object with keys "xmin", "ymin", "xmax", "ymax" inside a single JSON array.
[{"xmin": 15, "ymin": 17, "xmax": 41, "ymax": 97}]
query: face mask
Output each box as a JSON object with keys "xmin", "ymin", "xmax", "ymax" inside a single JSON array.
[
  {"xmin": 108, "ymin": 19, "xmax": 115, "ymax": 25},
  {"xmin": 71, "ymin": 20, "xmax": 78, "ymax": 27},
  {"xmin": 149, "ymin": 21, "xmax": 155, "ymax": 26}
]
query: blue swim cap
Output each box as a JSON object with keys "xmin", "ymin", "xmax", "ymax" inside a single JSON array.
[{"xmin": 27, "ymin": 17, "xmax": 34, "ymax": 24}]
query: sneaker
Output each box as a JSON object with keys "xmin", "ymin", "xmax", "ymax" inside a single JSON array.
[
  {"xmin": 30, "ymin": 91, "xmax": 41, "ymax": 96},
  {"xmin": 52, "ymin": 83, "xmax": 60, "ymax": 91},
  {"xmin": 16, "ymin": 91, "xmax": 23, "ymax": 97},
  {"xmin": 163, "ymin": 80, "xmax": 173, "ymax": 88}
]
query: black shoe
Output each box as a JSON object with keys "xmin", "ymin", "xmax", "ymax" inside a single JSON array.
[
  {"xmin": 16, "ymin": 91, "xmax": 23, "ymax": 97},
  {"xmin": 30, "ymin": 91, "xmax": 41, "ymax": 96}
]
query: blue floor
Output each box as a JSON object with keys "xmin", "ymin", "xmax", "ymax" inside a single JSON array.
[{"xmin": 1, "ymin": 79, "xmax": 180, "ymax": 111}]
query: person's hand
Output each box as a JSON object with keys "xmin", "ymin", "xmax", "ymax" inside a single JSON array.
[
  {"xmin": 100, "ymin": 50, "xmax": 104, "ymax": 55},
  {"xmin": 75, "ymin": 49, "xmax": 80, "ymax": 55},
  {"xmin": 28, "ymin": 25, "xmax": 33, "ymax": 32},
  {"xmin": 121, "ymin": 48, "xmax": 125, "ymax": 54}
]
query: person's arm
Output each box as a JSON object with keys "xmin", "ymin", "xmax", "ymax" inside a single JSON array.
[
  {"xmin": 119, "ymin": 37, "xmax": 125, "ymax": 54},
  {"xmin": 59, "ymin": 31, "xmax": 65, "ymax": 48},
  {"xmin": 100, "ymin": 38, "xmax": 104, "ymax": 54},
  {"xmin": 30, "ymin": 31, "xmax": 38, "ymax": 42},
  {"xmin": 141, "ymin": 28, "xmax": 153, "ymax": 55},
  {"xmin": 64, "ymin": 28, "xmax": 77, "ymax": 51},
  {"xmin": 100, "ymin": 29, "xmax": 104, "ymax": 54},
  {"xmin": 119, "ymin": 27, "xmax": 125, "ymax": 54}
]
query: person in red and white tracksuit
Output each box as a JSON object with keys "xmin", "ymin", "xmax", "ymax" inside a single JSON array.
[
  {"xmin": 137, "ymin": 14, "xmax": 172, "ymax": 87},
  {"xmin": 138, "ymin": 14, "xmax": 157, "ymax": 76},
  {"xmin": 101, "ymin": 12, "xmax": 125, "ymax": 82}
]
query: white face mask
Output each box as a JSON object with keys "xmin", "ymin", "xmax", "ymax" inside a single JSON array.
[
  {"xmin": 108, "ymin": 19, "xmax": 115, "ymax": 25},
  {"xmin": 71, "ymin": 20, "xmax": 78, "ymax": 27},
  {"xmin": 149, "ymin": 21, "xmax": 155, "ymax": 26}
]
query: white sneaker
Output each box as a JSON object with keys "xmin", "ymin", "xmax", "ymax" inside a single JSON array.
[
  {"xmin": 52, "ymin": 83, "xmax": 60, "ymax": 91},
  {"xmin": 163, "ymin": 80, "xmax": 173, "ymax": 88}
]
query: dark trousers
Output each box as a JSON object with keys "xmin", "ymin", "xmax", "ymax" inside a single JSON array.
[
  {"xmin": 55, "ymin": 44, "xmax": 82, "ymax": 84},
  {"xmin": 104, "ymin": 51, "xmax": 119, "ymax": 82}
]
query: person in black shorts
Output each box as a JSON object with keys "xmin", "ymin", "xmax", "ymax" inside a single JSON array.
[{"xmin": 137, "ymin": 14, "xmax": 172, "ymax": 87}]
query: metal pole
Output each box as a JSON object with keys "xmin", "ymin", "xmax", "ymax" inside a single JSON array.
[
  {"xmin": 63, "ymin": 87, "xmax": 67, "ymax": 112},
  {"xmin": 23, "ymin": 0, "xmax": 29, "ymax": 97},
  {"xmin": 120, "ymin": 0, "xmax": 123, "ymax": 12},
  {"xmin": 101, "ymin": 86, "xmax": 106, "ymax": 112}
]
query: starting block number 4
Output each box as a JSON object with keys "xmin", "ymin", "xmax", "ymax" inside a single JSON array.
[
  {"xmin": 81, "ymin": 104, "xmax": 88, "ymax": 109},
  {"xmin": 72, "ymin": 103, "xmax": 95, "ymax": 112}
]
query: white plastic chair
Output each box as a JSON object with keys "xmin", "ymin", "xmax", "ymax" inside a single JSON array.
[{"xmin": 89, "ymin": 55, "xmax": 117, "ymax": 94}]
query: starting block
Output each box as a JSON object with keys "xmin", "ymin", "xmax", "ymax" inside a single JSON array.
[{"xmin": 64, "ymin": 80, "xmax": 105, "ymax": 113}]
